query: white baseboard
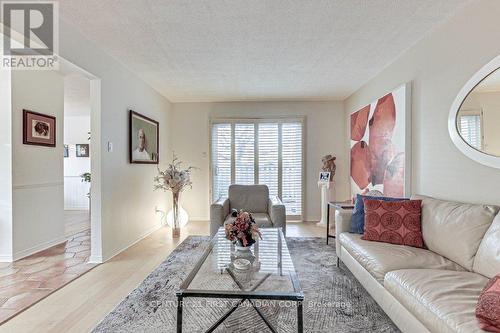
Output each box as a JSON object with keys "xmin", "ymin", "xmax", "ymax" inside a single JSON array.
[
  {"xmin": 304, "ymin": 216, "xmax": 320, "ymax": 222},
  {"xmin": 0, "ymin": 254, "xmax": 13, "ymax": 262},
  {"xmin": 12, "ymin": 235, "xmax": 68, "ymax": 261},
  {"xmin": 101, "ymin": 223, "xmax": 162, "ymax": 263}
]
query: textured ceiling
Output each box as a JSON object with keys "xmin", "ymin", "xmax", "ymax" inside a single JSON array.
[{"xmin": 59, "ymin": 0, "xmax": 469, "ymax": 102}]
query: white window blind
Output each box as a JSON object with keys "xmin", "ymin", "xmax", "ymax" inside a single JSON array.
[
  {"xmin": 211, "ymin": 123, "xmax": 232, "ymax": 201},
  {"xmin": 282, "ymin": 123, "xmax": 302, "ymax": 216},
  {"xmin": 258, "ymin": 123, "xmax": 279, "ymax": 198},
  {"xmin": 211, "ymin": 119, "xmax": 303, "ymax": 218},
  {"xmin": 459, "ymin": 114, "xmax": 482, "ymax": 150},
  {"xmin": 235, "ymin": 123, "xmax": 255, "ymax": 185}
]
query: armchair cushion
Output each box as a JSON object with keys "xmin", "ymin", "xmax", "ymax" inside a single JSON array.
[{"xmin": 229, "ymin": 184, "xmax": 268, "ymax": 213}]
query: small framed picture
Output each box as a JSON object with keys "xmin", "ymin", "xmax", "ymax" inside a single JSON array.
[
  {"xmin": 64, "ymin": 144, "xmax": 69, "ymax": 158},
  {"xmin": 319, "ymin": 171, "xmax": 331, "ymax": 182},
  {"xmin": 129, "ymin": 110, "xmax": 159, "ymax": 164},
  {"xmin": 23, "ymin": 109, "xmax": 56, "ymax": 147},
  {"xmin": 76, "ymin": 144, "xmax": 89, "ymax": 157}
]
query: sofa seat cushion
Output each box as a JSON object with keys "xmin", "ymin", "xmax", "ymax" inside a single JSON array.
[
  {"xmin": 339, "ymin": 233, "xmax": 465, "ymax": 283},
  {"xmin": 385, "ymin": 269, "xmax": 488, "ymax": 333},
  {"xmin": 224, "ymin": 213, "xmax": 273, "ymax": 228}
]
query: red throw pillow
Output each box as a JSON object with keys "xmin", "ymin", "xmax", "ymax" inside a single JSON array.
[
  {"xmin": 362, "ymin": 198, "xmax": 423, "ymax": 248},
  {"xmin": 476, "ymin": 275, "xmax": 500, "ymax": 332}
]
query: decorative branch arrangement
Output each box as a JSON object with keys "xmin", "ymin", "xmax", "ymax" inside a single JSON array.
[
  {"xmin": 154, "ymin": 153, "xmax": 195, "ymax": 193},
  {"xmin": 154, "ymin": 153, "xmax": 196, "ymax": 238}
]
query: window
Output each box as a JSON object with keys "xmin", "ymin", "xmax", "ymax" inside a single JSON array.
[
  {"xmin": 235, "ymin": 124, "xmax": 255, "ymax": 185},
  {"xmin": 458, "ymin": 110, "xmax": 483, "ymax": 150},
  {"xmin": 211, "ymin": 118, "xmax": 304, "ymax": 218},
  {"xmin": 211, "ymin": 123, "xmax": 232, "ymax": 200}
]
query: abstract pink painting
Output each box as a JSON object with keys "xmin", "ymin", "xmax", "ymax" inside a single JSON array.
[{"xmin": 350, "ymin": 84, "xmax": 410, "ymax": 199}]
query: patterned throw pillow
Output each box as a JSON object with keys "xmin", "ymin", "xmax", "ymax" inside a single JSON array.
[
  {"xmin": 362, "ymin": 198, "xmax": 423, "ymax": 248},
  {"xmin": 351, "ymin": 194, "xmax": 408, "ymax": 234},
  {"xmin": 476, "ymin": 274, "xmax": 500, "ymax": 332}
]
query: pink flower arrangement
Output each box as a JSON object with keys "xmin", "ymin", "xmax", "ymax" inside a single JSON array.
[{"xmin": 224, "ymin": 211, "xmax": 262, "ymax": 247}]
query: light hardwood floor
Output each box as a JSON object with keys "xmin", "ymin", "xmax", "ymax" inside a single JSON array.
[
  {"xmin": 0, "ymin": 221, "xmax": 326, "ymax": 332},
  {"xmin": 64, "ymin": 210, "xmax": 91, "ymax": 237}
]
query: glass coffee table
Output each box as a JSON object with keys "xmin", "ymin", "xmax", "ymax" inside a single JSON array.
[{"xmin": 176, "ymin": 228, "xmax": 304, "ymax": 333}]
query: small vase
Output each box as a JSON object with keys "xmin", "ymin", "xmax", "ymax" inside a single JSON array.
[
  {"xmin": 172, "ymin": 191, "xmax": 180, "ymax": 238},
  {"xmin": 235, "ymin": 244, "xmax": 252, "ymax": 252},
  {"xmin": 234, "ymin": 239, "xmax": 256, "ymax": 262}
]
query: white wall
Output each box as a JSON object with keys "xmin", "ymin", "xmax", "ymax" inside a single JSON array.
[
  {"xmin": 64, "ymin": 115, "xmax": 91, "ymax": 210},
  {"xmin": 345, "ymin": 0, "xmax": 500, "ymax": 205},
  {"xmin": 171, "ymin": 101, "xmax": 348, "ymax": 222},
  {"xmin": 1, "ymin": 20, "xmax": 173, "ymax": 262},
  {"xmin": 59, "ymin": 19, "xmax": 173, "ymax": 261},
  {"xmin": 0, "ymin": 69, "xmax": 12, "ymax": 261},
  {"xmin": 11, "ymin": 70, "xmax": 65, "ymax": 259}
]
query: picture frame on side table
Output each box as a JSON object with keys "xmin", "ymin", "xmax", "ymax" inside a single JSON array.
[{"xmin": 319, "ymin": 171, "xmax": 331, "ymax": 182}]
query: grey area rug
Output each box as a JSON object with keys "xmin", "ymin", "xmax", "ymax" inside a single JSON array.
[{"xmin": 93, "ymin": 237, "xmax": 399, "ymax": 332}]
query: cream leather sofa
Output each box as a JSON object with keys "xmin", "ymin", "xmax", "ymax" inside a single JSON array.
[{"xmin": 335, "ymin": 195, "xmax": 500, "ymax": 333}]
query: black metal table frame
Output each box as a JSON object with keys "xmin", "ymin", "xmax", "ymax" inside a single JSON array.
[
  {"xmin": 176, "ymin": 229, "xmax": 304, "ymax": 333},
  {"xmin": 326, "ymin": 202, "xmax": 355, "ymax": 245},
  {"xmin": 326, "ymin": 202, "xmax": 336, "ymax": 245}
]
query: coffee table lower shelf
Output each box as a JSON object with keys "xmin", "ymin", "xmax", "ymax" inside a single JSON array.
[{"xmin": 176, "ymin": 287, "xmax": 304, "ymax": 333}]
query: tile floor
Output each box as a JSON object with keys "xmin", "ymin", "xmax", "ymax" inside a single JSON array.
[{"xmin": 0, "ymin": 229, "xmax": 96, "ymax": 324}]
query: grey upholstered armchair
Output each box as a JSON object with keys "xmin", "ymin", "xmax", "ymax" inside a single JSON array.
[{"xmin": 210, "ymin": 184, "xmax": 286, "ymax": 237}]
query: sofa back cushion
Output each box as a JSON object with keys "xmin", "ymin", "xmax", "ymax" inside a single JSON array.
[
  {"xmin": 473, "ymin": 213, "xmax": 500, "ymax": 278},
  {"xmin": 413, "ymin": 195, "xmax": 499, "ymax": 270},
  {"xmin": 229, "ymin": 184, "xmax": 269, "ymax": 213}
]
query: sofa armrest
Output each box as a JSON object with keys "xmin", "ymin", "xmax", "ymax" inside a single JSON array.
[
  {"xmin": 210, "ymin": 197, "xmax": 229, "ymax": 236},
  {"xmin": 335, "ymin": 209, "xmax": 353, "ymax": 255},
  {"xmin": 268, "ymin": 196, "xmax": 286, "ymax": 235}
]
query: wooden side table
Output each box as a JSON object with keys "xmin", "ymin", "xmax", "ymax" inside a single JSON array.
[{"xmin": 326, "ymin": 201, "xmax": 354, "ymax": 244}]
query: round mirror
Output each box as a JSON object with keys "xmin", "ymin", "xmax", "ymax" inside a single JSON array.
[{"xmin": 449, "ymin": 55, "xmax": 500, "ymax": 168}]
